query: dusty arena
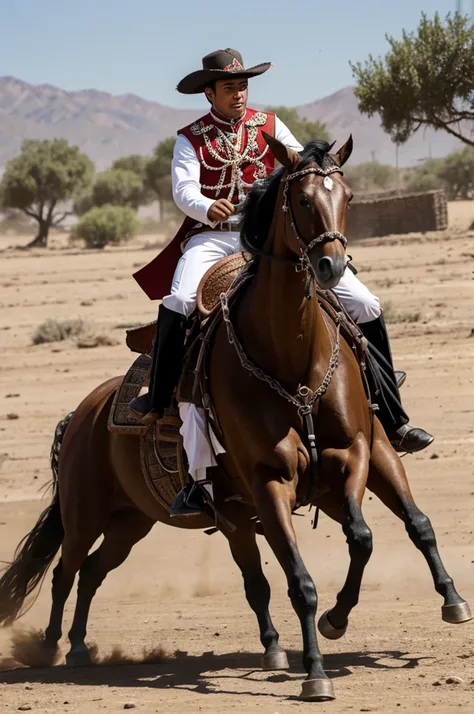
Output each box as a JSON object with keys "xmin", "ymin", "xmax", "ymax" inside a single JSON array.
[{"xmin": 0, "ymin": 202, "xmax": 473, "ymax": 713}]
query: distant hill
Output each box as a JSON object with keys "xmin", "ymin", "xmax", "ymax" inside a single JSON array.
[{"xmin": 0, "ymin": 76, "xmax": 463, "ymax": 171}]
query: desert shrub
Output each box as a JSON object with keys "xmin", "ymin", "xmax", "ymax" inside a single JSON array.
[
  {"xmin": 71, "ymin": 205, "xmax": 139, "ymax": 249},
  {"xmin": 32, "ymin": 318, "xmax": 88, "ymax": 344}
]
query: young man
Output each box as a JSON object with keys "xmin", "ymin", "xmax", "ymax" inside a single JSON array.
[{"xmin": 132, "ymin": 49, "xmax": 433, "ymax": 515}]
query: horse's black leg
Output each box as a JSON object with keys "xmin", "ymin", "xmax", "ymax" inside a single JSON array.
[
  {"xmin": 319, "ymin": 497, "xmax": 373, "ymax": 638},
  {"xmin": 66, "ymin": 509, "xmax": 153, "ymax": 666},
  {"xmin": 318, "ymin": 440, "xmax": 373, "ymax": 638},
  {"xmin": 226, "ymin": 524, "xmax": 288, "ymax": 670},
  {"xmin": 368, "ymin": 421, "xmax": 471, "ymax": 623},
  {"xmin": 254, "ymin": 476, "xmax": 333, "ymax": 701},
  {"xmin": 43, "ymin": 560, "xmax": 75, "ymax": 657}
]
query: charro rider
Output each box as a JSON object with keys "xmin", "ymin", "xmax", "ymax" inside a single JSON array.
[{"xmin": 131, "ymin": 48, "xmax": 433, "ymax": 516}]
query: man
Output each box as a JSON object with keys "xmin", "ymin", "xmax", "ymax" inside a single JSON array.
[{"xmin": 132, "ymin": 49, "xmax": 433, "ymax": 515}]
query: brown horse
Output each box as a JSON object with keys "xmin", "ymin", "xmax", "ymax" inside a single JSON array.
[{"xmin": 0, "ymin": 135, "xmax": 470, "ymax": 703}]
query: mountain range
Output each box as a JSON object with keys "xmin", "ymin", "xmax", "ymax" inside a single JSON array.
[{"xmin": 0, "ymin": 76, "xmax": 464, "ymax": 171}]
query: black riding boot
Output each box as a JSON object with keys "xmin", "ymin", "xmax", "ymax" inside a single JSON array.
[
  {"xmin": 359, "ymin": 314, "xmax": 434, "ymax": 453},
  {"xmin": 129, "ymin": 305, "xmax": 186, "ymax": 422}
]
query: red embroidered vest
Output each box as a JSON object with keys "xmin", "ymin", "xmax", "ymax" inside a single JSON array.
[
  {"xmin": 178, "ymin": 107, "xmax": 276, "ymax": 203},
  {"xmin": 133, "ymin": 108, "xmax": 276, "ymax": 300}
]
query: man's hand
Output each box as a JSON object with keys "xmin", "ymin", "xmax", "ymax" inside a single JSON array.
[{"xmin": 207, "ymin": 199, "xmax": 235, "ymax": 224}]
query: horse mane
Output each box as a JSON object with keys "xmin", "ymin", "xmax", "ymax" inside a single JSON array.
[{"xmin": 240, "ymin": 139, "xmax": 335, "ymax": 253}]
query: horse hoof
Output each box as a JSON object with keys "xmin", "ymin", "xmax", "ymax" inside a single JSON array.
[
  {"xmin": 261, "ymin": 650, "xmax": 289, "ymax": 671},
  {"xmin": 318, "ymin": 609, "xmax": 348, "ymax": 640},
  {"xmin": 442, "ymin": 601, "xmax": 473, "ymax": 624},
  {"xmin": 299, "ymin": 678, "xmax": 335, "ymax": 701},
  {"xmin": 66, "ymin": 648, "xmax": 92, "ymax": 667}
]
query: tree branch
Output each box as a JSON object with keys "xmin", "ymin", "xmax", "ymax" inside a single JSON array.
[
  {"xmin": 22, "ymin": 208, "xmax": 41, "ymax": 221},
  {"xmin": 52, "ymin": 211, "xmax": 72, "ymax": 227},
  {"xmin": 411, "ymin": 116, "xmax": 474, "ymax": 147}
]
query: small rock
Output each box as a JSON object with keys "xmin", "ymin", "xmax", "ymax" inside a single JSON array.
[
  {"xmin": 18, "ymin": 707, "xmax": 32, "ymax": 711},
  {"xmin": 446, "ymin": 676, "xmax": 463, "ymax": 685},
  {"xmin": 214, "ymin": 632, "xmax": 220, "ymax": 637},
  {"xmin": 6, "ymin": 413, "xmax": 19, "ymax": 420},
  {"xmin": 124, "ymin": 705, "xmax": 136, "ymax": 710},
  {"xmin": 430, "ymin": 453, "xmax": 439, "ymax": 460},
  {"xmin": 5, "ymin": 393, "xmax": 20, "ymax": 398},
  {"xmin": 432, "ymin": 680, "xmax": 442, "ymax": 686}
]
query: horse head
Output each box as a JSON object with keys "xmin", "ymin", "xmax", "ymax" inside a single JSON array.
[{"xmin": 263, "ymin": 132, "xmax": 353, "ymax": 290}]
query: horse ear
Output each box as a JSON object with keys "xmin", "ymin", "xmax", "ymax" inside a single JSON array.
[
  {"xmin": 262, "ymin": 131, "xmax": 300, "ymax": 170},
  {"xmin": 333, "ymin": 135, "xmax": 353, "ymax": 167}
]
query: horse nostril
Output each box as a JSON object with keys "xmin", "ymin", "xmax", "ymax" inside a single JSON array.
[{"xmin": 318, "ymin": 257, "xmax": 334, "ymax": 280}]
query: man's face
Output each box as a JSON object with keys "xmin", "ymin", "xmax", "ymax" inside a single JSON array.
[{"xmin": 205, "ymin": 78, "xmax": 248, "ymax": 119}]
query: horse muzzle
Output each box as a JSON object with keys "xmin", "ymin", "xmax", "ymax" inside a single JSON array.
[{"xmin": 313, "ymin": 254, "xmax": 346, "ymax": 289}]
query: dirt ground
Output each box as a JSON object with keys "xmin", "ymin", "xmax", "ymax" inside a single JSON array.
[{"xmin": 0, "ymin": 203, "xmax": 473, "ymax": 713}]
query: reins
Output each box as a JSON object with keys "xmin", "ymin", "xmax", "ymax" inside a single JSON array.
[{"xmin": 243, "ymin": 164, "xmax": 347, "ymax": 300}]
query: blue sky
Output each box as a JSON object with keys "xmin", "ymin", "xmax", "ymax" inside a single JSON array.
[{"xmin": 0, "ymin": 1, "xmax": 469, "ymax": 108}]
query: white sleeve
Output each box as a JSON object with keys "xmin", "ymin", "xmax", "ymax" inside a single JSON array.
[
  {"xmin": 274, "ymin": 116, "xmax": 303, "ymax": 152},
  {"xmin": 172, "ymin": 134, "xmax": 216, "ymax": 226}
]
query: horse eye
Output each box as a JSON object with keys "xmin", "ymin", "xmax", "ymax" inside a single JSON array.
[{"xmin": 298, "ymin": 194, "xmax": 310, "ymax": 207}]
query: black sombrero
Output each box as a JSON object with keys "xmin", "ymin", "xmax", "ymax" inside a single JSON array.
[{"xmin": 177, "ymin": 48, "xmax": 272, "ymax": 95}]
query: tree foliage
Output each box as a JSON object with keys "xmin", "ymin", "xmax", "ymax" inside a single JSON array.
[
  {"xmin": 71, "ymin": 205, "xmax": 139, "ymax": 249},
  {"xmin": 146, "ymin": 138, "xmax": 176, "ymax": 218},
  {"xmin": 351, "ymin": 12, "xmax": 474, "ymax": 147},
  {"xmin": 0, "ymin": 138, "xmax": 93, "ymax": 247},
  {"xmin": 406, "ymin": 148, "xmax": 474, "ymax": 199},
  {"xmin": 265, "ymin": 107, "xmax": 330, "ymax": 145},
  {"xmin": 111, "ymin": 154, "xmax": 152, "ymax": 204},
  {"xmin": 92, "ymin": 168, "xmax": 145, "ymax": 210},
  {"xmin": 344, "ymin": 161, "xmax": 398, "ymax": 194}
]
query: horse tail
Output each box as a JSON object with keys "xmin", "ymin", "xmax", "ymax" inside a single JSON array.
[{"xmin": 0, "ymin": 412, "xmax": 73, "ymax": 626}]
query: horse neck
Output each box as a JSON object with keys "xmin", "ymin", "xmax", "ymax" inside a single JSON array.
[{"xmin": 245, "ymin": 218, "xmax": 330, "ymax": 391}]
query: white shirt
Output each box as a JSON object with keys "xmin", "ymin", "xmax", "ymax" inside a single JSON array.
[{"xmin": 172, "ymin": 113, "xmax": 303, "ymax": 227}]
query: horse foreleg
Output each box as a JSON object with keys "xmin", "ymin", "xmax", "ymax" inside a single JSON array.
[
  {"xmin": 318, "ymin": 436, "xmax": 373, "ymax": 640},
  {"xmin": 226, "ymin": 523, "xmax": 288, "ymax": 671},
  {"xmin": 66, "ymin": 508, "xmax": 153, "ymax": 666},
  {"xmin": 254, "ymin": 475, "xmax": 334, "ymax": 702},
  {"xmin": 368, "ymin": 420, "xmax": 471, "ymax": 624}
]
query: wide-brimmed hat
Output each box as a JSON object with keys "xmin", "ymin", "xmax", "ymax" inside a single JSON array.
[{"xmin": 177, "ymin": 48, "xmax": 272, "ymax": 95}]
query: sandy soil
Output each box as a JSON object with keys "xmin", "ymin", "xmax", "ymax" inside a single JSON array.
[{"xmin": 0, "ymin": 210, "xmax": 473, "ymax": 713}]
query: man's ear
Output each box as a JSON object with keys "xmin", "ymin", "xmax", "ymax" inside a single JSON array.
[{"xmin": 263, "ymin": 131, "xmax": 300, "ymax": 171}]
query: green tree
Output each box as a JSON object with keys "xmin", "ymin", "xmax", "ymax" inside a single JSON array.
[
  {"xmin": 351, "ymin": 12, "xmax": 474, "ymax": 147},
  {"xmin": 344, "ymin": 161, "xmax": 398, "ymax": 194},
  {"xmin": 111, "ymin": 154, "xmax": 152, "ymax": 205},
  {"xmin": 0, "ymin": 138, "xmax": 93, "ymax": 247},
  {"xmin": 404, "ymin": 158, "xmax": 445, "ymax": 194},
  {"xmin": 265, "ymin": 107, "xmax": 330, "ymax": 145},
  {"xmin": 92, "ymin": 168, "xmax": 145, "ymax": 210},
  {"xmin": 438, "ymin": 147, "xmax": 474, "ymax": 199},
  {"xmin": 112, "ymin": 154, "xmax": 148, "ymax": 177},
  {"xmin": 146, "ymin": 138, "xmax": 175, "ymax": 219},
  {"xmin": 71, "ymin": 205, "xmax": 139, "ymax": 249}
]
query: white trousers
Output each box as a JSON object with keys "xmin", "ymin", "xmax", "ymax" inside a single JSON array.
[{"xmin": 162, "ymin": 230, "xmax": 381, "ymax": 324}]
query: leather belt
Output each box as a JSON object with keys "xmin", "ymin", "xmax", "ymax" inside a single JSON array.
[{"xmin": 214, "ymin": 221, "xmax": 241, "ymax": 232}]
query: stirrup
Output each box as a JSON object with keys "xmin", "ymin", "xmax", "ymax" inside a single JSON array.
[
  {"xmin": 129, "ymin": 404, "xmax": 160, "ymax": 426},
  {"xmin": 169, "ymin": 480, "xmax": 214, "ymax": 518}
]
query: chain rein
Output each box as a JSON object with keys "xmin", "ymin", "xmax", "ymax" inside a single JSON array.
[{"xmin": 220, "ymin": 288, "xmax": 341, "ymax": 415}]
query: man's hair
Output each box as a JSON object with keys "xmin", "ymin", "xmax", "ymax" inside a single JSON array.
[{"xmin": 204, "ymin": 81, "xmax": 216, "ymax": 105}]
